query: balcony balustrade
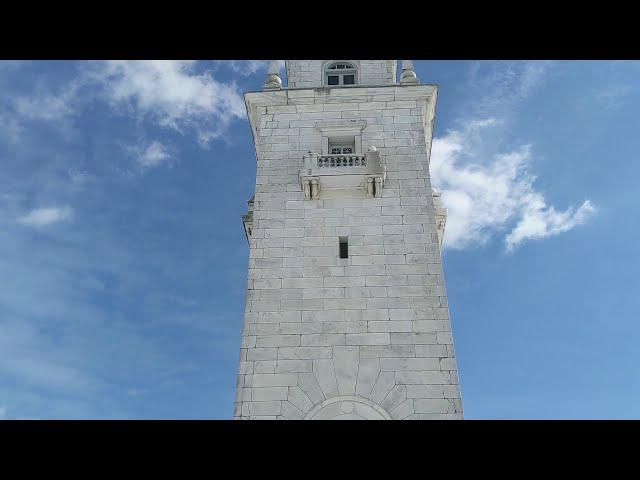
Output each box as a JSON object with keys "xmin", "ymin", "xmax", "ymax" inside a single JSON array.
[
  {"xmin": 316, "ymin": 154, "xmax": 367, "ymax": 168},
  {"xmin": 299, "ymin": 147, "xmax": 386, "ymax": 200}
]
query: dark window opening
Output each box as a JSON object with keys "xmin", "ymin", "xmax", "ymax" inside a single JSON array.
[
  {"xmin": 331, "ymin": 145, "xmax": 353, "ymax": 154},
  {"xmin": 325, "ymin": 62, "xmax": 357, "ymax": 86},
  {"xmin": 329, "ymin": 137, "xmax": 356, "ymax": 155},
  {"xmin": 339, "ymin": 237, "xmax": 349, "ymax": 259}
]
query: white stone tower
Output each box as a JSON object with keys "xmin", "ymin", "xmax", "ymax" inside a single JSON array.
[{"xmin": 235, "ymin": 60, "xmax": 462, "ymax": 420}]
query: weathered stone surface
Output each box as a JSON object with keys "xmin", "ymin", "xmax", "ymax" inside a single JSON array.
[{"xmin": 234, "ymin": 60, "xmax": 462, "ymax": 420}]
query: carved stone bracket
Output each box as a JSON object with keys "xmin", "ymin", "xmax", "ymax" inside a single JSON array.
[
  {"xmin": 241, "ymin": 195, "xmax": 254, "ymax": 244},
  {"xmin": 365, "ymin": 175, "xmax": 385, "ymax": 198},
  {"xmin": 432, "ymin": 188, "xmax": 447, "ymax": 248},
  {"xmin": 301, "ymin": 176, "xmax": 320, "ymax": 200}
]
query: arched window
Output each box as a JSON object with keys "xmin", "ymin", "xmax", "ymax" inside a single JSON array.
[{"xmin": 325, "ymin": 62, "xmax": 357, "ymax": 86}]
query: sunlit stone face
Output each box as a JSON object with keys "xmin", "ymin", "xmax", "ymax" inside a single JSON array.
[{"xmin": 234, "ymin": 61, "xmax": 463, "ymax": 420}]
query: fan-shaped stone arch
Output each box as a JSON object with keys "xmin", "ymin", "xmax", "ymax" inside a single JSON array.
[{"xmin": 304, "ymin": 395, "xmax": 392, "ymax": 420}]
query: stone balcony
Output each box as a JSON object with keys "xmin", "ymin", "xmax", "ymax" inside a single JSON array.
[{"xmin": 299, "ymin": 147, "xmax": 386, "ymax": 200}]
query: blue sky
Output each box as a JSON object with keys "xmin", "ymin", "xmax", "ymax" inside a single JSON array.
[{"xmin": 0, "ymin": 60, "xmax": 637, "ymax": 419}]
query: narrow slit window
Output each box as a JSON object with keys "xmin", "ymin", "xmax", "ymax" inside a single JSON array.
[{"xmin": 339, "ymin": 237, "xmax": 349, "ymax": 259}]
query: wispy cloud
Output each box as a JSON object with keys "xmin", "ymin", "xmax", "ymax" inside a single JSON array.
[
  {"xmin": 13, "ymin": 85, "xmax": 79, "ymax": 122},
  {"xmin": 0, "ymin": 406, "xmax": 6, "ymax": 418},
  {"xmin": 223, "ymin": 60, "xmax": 285, "ymax": 77},
  {"xmin": 593, "ymin": 83, "xmax": 635, "ymax": 109},
  {"xmin": 0, "ymin": 60, "xmax": 29, "ymax": 71},
  {"xmin": 124, "ymin": 140, "xmax": 174, "ymax": 169},
  {"xmin": 505, "ymin": 199, "xmax": 596, "ymax": 252},
  {"xmin": 0, "ymin": 319, "xmax": 95, "ymax": 392},
  {"xmin": 0, "ymin": 112, "xmax": 23, "ymax": 144},
  {"xmin": 86, "ymin": 61, "xmax": 246, "ymax": 146},
  {"xmin": 467, "ymin": 61, "xmax": 554, "ymax": 116},
  {"xmin": 0, "ymin": 209, "xmax": 226, "ymax": 417},
  {"xmin": 6, "ymin": 61, "xmax": 246, "ymax": 148},
  {"xmin": 225, "ymin": 60, "xmax": 270, "ymax": 76},
  {"xmin": 431, "ymin": 122, "xmax": 596, "ymax": 251},
  {"xmin": 68, "ymin": 169, "xmax": 97, "ymax": 187},
  {"xmin": 431, "ymin": 61, "xmax": 596, "ymax": 252},
  {"xmin": 18, "ymin": 206, "xmax": 73, "ymax": 227}
]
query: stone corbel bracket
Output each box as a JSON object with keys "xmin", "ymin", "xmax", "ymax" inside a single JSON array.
[
  {"xmin": 432, "ymin": 188, "xmax": 447, "ymax": 248},
  {"xmin": 300, "ymin": 176, "xmax": 320, "ymax": 200},
  {"xmin": 241, "ymin": 195, "xmax": 254, "ymax": 244},
  {"xmin": 365, "ymin": 174, "xmax": 385, "ymax": 198},
  {"xmin": 364, "ymin": 148, "xmax": 385, "ymax": 198}
]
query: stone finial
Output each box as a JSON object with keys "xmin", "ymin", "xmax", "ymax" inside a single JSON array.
[
  {"xmin": 400, "ymin": 60, "xmax": 419, "ymax": 84},
  {"xmin": 263, "ymin": 60, "xmax": 282, "ymax": 90}
]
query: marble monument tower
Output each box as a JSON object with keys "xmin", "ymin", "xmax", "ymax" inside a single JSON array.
[{"xmin": 234, "ymin": 60, "xmax": 462, "ymax": 420}]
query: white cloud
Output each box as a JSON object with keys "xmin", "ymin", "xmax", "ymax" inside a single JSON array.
[
  {"xmin": 223, "ymin": 60, "xmax": 285, "ymax": 77},
  {"xmin": 131, "ymin": 140, "xmax": 173, "ymax": 169},
  {"xmin": 13, "ymin": 87, "xmax": 78, "ymax": 122},
  {"xmin": 431, "ymin": 121, "xmax": 596, "ymax": 251},
  {"xmin": 7, "ymin": 61, "xmax": 246, "ymax": 148},
  {"xmin": 18, "ymin": 206, "xmax": 73, "ymax": 227},
  {"xmin": 68, "ymin": 169, "xmax": 97, "ymax": 186},
  {"xmin": 226, "ymin": 60, "xmax": 270, "ymax": 76},
  {"xmin": 505, "ymin": 199, "xmax": 596, "ymax": 252},
  {"xmin": 430, "ymin": 61, "xmax": 595, "ymax": 252},
  {"xmin": 468, "ymin": 61, "xmax": 554, "ymax": 116},
  {"xmin": 86, "ymin": 61, "xmax": 246, "ymax": 146}
]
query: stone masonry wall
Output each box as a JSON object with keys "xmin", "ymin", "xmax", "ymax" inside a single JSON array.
[{"xmin": 234, "ymin": 84, "xmax": 463, "ymax": 420}]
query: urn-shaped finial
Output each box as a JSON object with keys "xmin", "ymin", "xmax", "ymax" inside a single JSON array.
[
  {"xmin": 263, "ymin": 60, "xmax": 282, "ymax": 90},
  {"xmin": 400, "ymin": 60, "xmax": 419, "ymax": 84}
]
